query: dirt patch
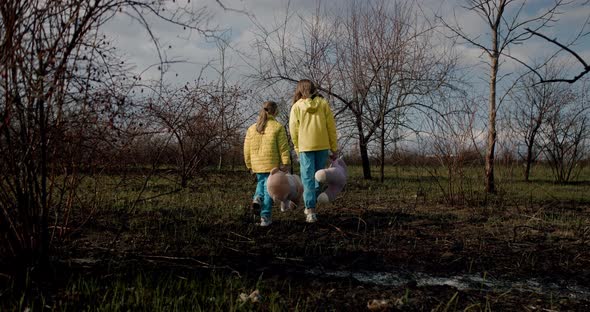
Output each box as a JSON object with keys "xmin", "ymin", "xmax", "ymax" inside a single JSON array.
[{"xmin": 2, "ymin": 173, "xmax": 590, "ymax": 310}]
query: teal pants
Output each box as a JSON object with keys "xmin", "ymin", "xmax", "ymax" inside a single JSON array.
[
  {"xmin": 299, "ymin": 150, "xmax": 329, "ymax": 209},
  {"xmin": 254, "ymin": 173, "xmax": 272, "ymax": 218}
]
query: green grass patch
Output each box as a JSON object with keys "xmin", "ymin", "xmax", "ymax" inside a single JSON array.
[{"xmin": 3, "ymin": 269, "xmax": 311, "ymax": 312}]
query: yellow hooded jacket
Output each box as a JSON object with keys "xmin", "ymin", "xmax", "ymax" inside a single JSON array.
[
  {"xmin": 289, "ymin": 96, "xmax": 337, "ymax": 154},
  {"xmin": 244, "ymin": 116, "xmax": 291, "ymax": 173}
]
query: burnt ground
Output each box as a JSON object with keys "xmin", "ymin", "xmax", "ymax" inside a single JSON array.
[{"xmin": 2, "ymin": 200, "xmax": 589, "ymax": 311}]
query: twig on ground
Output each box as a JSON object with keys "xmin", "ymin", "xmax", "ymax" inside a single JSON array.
[
  {"xmin": 228, "ymin": 231, "xmax": 253, "ymax": 241},
  {"xmin": 223, "ymin": 246, "xmax": 243, "ymax": 253},
  {"xmin": 327, "ymin": 223, "xmax": 348, "ymax": 237},
  {"xmin": 139, "ymin": 254, "xmax": 212, "ymax": 266},
  {"xmin": 275, "ymin": 256, "xmax": 304, "ymax": 262},
  {"xmin": 512, "ymin": 225, "xmax": 549, "ymax": 242},
  {"xmin": 138, "ymin": 254, "xmax": 241, "ymax": 276},
  {"xmin": 356, "ymin": 217, "xmax": 367, "ymax": 233}
]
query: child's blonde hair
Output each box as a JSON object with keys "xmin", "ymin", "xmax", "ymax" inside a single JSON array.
[
  {"xmin": 292, "ymin": 79, "xmax": 319, "ymax": 104},
  {"xmin": 256, "ymin": 101, "xmax": 278, "ymax": 134}
]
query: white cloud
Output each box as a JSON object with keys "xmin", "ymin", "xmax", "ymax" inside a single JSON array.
[{"xmin": 99, "ymin": 0, "xmax": 590, "ymax": 89}]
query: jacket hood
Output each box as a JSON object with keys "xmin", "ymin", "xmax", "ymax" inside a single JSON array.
[{"xmin": 298, "ymin": 97, "xmax": 320, "ymax": 113}]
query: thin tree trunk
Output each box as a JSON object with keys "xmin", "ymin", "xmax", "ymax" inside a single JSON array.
[
  {"xmin": 524, "ymin": 138, "xmax": 534, "ymax": 182},
  {"xmin": 380, "ymin": 118, "xmax": 385, "ymax": 183},
  {"xmin": 40, "ymin": 101, "xmax": 49, "ymax": 264},
  {"xmin": 360, "ymin": 140, "xmax": 371, "ymax": 180},
  {"xmin": 356, "ymin": 116, "xmax": 372, "ymax": 179},
  {"xmin": 38, "ymin": 70, "xmax": 49, "ymax": 265},
  {"xmin": 524, "ymin": 154, "xmax": 532, "ymax": 182},
  {"xmin": 485, "ymin": 52, "xmax": 499, "ymax": 193}
]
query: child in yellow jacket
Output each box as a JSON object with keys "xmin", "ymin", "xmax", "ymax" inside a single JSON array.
[
  {"xmin": 244, "ymin": 101, "xmax": 291, "ymax": 226},
  {"xmin": 289, "ymin": 79, "xmax": 338, "ymax": 223}
]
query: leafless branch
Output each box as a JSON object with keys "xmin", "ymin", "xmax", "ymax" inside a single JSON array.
[{"xmin": 526, "ymin": 27, "xmax": 590, "ymax": 84}]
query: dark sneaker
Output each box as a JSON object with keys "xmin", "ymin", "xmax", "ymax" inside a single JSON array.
[{"xmin": 251, "ymin": 197, "xmax": 261, "ymax": 213}]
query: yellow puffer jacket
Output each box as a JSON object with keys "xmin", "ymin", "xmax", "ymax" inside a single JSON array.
[
  {"xmin": 289, "ymin": 96, "xmax": 337, "ymax": 154},
  {"xmin": 244, "ymin": 116, "xmax": 291, "ymax": 173}
]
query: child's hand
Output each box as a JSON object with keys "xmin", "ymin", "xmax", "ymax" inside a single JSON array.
[{"xmin": 329, "ymin": 150, "xmax": 339, "ymax": 160}]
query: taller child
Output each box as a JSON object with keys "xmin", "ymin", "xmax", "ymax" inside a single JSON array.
[
  {"xmin": 289, "ymin": 79, "xmax": 338, "ymax": 223},
  {"xmin": 244, "ymin": 101, "xmax": 291, "ymax": 227}
]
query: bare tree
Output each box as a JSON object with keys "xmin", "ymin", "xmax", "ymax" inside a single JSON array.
[
  {"xmin": 441, "ymin": 0, "xmax": 568, "ymax": 193},
  {"xmin": 0, "ymin": 0, "xmax": 214, "ymax": 263},
  {"xmin": 143, "ymin": 77, "xmax": 246, "ymax": 188},
  {"xmin": 541, "ymin": 79, "xmax": 590, "ymax": 183},
  {"xmin": 424, "ymin": 95, "xmax": 480, "ymax": 205},
  {"xmin": 253, "ymin": 0, "xmax": 456, "ymax": 180},
  {"xmin": 508, "ymin": 65, "xmax": 571, "ymax": 181},
  {"xmin": 341, "ymin": 1, "xmax": 458, "ymax": 182}
]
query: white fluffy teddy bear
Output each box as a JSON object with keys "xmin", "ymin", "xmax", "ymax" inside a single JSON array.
[
  {"xmin": 315, "ymin": 158, "xmax": 347, "ymax": 204},
  {"xmin": 266, "ymin": 167, "xmax": 304, "ymax": 211}
]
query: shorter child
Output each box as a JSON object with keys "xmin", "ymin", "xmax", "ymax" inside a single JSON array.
[{"xmin": 244, "ymin": 101, "xmax": 291, "ymax": 226}]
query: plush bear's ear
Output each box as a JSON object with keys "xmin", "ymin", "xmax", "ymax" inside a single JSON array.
[{"xmin": 270, "ymin": 168, "xmax": 280, "ymax": 175}]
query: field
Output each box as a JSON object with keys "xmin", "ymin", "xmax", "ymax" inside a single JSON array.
[{"xmin": 1, "ymin": 164, "xmax": 590, "ymax": 311}]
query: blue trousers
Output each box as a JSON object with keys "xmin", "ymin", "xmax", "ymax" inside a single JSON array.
[
  {"xmin": 254, "ymin": 173, "xmax": 272, "ymax": 218},
  {"xmin": 299, "ymin": 150, "xmax": 329, "ymax": 209}
]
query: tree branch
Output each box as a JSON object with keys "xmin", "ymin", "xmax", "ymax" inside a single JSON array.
[{"xmin": 526, "ymin": 27, "xmax": 590, "ymax": 84}]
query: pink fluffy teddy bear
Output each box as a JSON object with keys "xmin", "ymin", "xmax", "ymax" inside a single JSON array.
[
  {"xmin": 315, "ymin": 158, "xmax": 347, "ymax": 204},
  {"xmin": 266, "ymin": 168, "xmax": 304, "ymax": 212}
]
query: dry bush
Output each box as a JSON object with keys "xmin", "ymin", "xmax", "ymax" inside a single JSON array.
[{"xmin": 0, "ymin": 0, "xmax": 214, "ymax": 262}]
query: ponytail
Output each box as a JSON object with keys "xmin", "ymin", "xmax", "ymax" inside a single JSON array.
[{"xmin": 255, "ymin": 101, "xmax": 278, "ymax": 134}]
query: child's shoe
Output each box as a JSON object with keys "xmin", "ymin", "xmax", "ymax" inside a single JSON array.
[
  {"xmin": 304, "ymin": 208, "xmax": 317, "ymax": 223},
  {"xmin": 251, "ymin": 197, "xmax": 261, "ymax": 212},
  {"xmin": 259, "ymin": 216, "xmax": 272, "ymax": 227}
]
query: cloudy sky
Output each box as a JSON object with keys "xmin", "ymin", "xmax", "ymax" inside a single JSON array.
[{"xmin": 101, "ymin": 0, "xmax": 590, "ymax": 89}]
